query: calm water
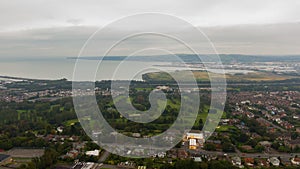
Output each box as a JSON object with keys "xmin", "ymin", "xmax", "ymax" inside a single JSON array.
[
  {"xmin": 0, "ymin": 58, "xmax": 181, "ymax": 81},
  {"xmin": 0, "ymin": 58, "xmax": 252, "ymax": 81}
]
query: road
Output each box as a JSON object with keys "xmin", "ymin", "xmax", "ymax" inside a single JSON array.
[
  {"xmin": 98, "ymin": 143, "xmax": 299, "ymax": 160},
  {"xmin": 99, "ymin": 151, "xmax": 111, "ymax": 163},
  {"xmin": 189, "ymin": 149, "xmax": 299, "ymax": 159},
  {"xmin": 257, "ymin": 117, "xmax": 286, "ymax": 132},
  {"xmin": 99, "ymin": 164, "xmax": 119, "ymax": 169}
]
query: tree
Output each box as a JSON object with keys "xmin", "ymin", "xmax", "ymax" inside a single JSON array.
[
  {"xmin": 85, "ymin": 141, "xmax": 100, "ymax": 151},
  {"xmin": 0, "ymin": 139, "xmax": 13, "ymax": 150},
  {"xmin": 174, "ymin": 159, "xmax": 199, "ymax": 169},
  {"xmin": 236, "ymin": 133, "xmax": 249, "ymax": 143},
  {"xmin": 254, "ymin": 145, "xmax": 265, "ymax": 152},
  {"xmin": 199, "ymin": 118, "xmax": 204, "ymax": 130},
  {"xmin": 208, "ymin": 160, "xmax": 238, "ymax": 169},
  {"xmin": 222, "ymin": 142, "xmax": 235, "ymax": 152},
  {"xmin": 204, "ymin": 143, "xmax": 216, "ymax": 151},
  {"xmin": 291, "ymin": 132, "xmax": 299, "ymax": 140}
]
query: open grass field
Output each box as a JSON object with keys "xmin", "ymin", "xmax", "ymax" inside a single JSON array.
[
  {"xmin": 4, "ymin": 148, "xmax": 44, "ymax": 158},
  {"xmin": 144, "ymin": 70, "xmax": 300, "ymax": 82},
  {"xmin": 63, "ymin": 119, "xmax": 79, "ymax": 126},
  {"xmin": 215, "ymin": 125, "xmax": 238, "ymax": 132}
]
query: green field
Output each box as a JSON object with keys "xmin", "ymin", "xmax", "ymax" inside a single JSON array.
[
  {"xmin": 63, "ymin": 119, "xmax": 78, "ymax": 126},
  {"xmin": 143, "ymin": 70, "xmax": 300, "ymax": 82}
]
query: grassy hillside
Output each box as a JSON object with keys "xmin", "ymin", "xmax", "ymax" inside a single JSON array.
[{"xmin": 143, "ymin": 70, "xmax": 300, "ymax": 83}]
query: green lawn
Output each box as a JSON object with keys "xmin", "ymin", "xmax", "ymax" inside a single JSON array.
[
  {"xmin": 215, "ymin": 125, "xmax": 237, "ymax": 132},
  {"xmin": 17, "ymin": 110, "xmax": 28, "ymax": 120},
  {"xmin": 63, "ymin": 119, "xmax": 78, "ymax": 126}
]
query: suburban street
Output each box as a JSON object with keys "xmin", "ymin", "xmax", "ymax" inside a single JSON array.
[
  {"xmin": 99, "ymin": 151, "xmax": 111, "ymax": 163},
  {"xmin": 189, "ymin": 149, "xmax": 300, "ymax": 159}
]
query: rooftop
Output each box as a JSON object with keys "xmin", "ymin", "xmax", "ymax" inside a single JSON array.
[{"xmin": 0, "ymin": 154, "xmax": 10, "ymax": 162}]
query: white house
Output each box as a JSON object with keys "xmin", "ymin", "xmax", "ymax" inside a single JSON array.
[
  {"xmin": 269, "ymin": 157, "xmax": 280, "ymax": 166},
  {"xmin": 291, "ymin": 157, "xmax": 300, "ymax": 165}
]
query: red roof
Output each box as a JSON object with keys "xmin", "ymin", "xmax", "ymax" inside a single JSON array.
[{"xmin": 244, "ymin": 158, "xmax": 254, "ymax": 164}]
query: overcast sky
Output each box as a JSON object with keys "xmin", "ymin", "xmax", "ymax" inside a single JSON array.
[{"xmin": 1, "ymin": 0, "xmax": 300, "ymax": 57}]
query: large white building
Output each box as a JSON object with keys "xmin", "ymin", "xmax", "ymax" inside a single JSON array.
[
  {"xmin": 186, "ymin": 132, "xmax": 204, "ymax": 140},
  {"xmin": 85, "ymin": 150, "xmax": 100, "ymax": 156},
  {"xmin": 189, "ymin": 139, "xmax": 197, "ymax": 150}
]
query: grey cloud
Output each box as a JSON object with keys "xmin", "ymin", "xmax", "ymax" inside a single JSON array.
[
  {"xmin": 202, "ymin": 23, "xmax": 300, "ymax": 54},
  {"xmin": 1, "ymin": 22, "xmax": 300, "ymax": 57},
  {"xmin": 66, "ymin": 19, "xmax": 84, "ymax": 26},
  {"xmin": 0, "ymin": 0, "xmax": 300, "ymax": 31}
]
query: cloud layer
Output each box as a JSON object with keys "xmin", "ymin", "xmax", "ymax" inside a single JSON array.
[{"xmin": 0, "ymin": 0, "xmax": 300, "ymax": 57}]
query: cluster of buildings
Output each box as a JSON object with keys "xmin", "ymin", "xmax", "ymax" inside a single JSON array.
[
  {"xmin": 262, "ymin": 110, "xmax": 294, "ymax": 129},
  {"xmin": 229, "ymin": 91, "xmax": 299, "ymax": 132},
  {"xmin": 0, "ymin": 78, "xmax": 123, "ymax": 103},
  {"xmin": 183, "ymin": 61, "xmax": 299, "ymax": 74},
  {"xmin": 185, "ymin": 130, "xmax": 205, "ymax": 150},
  {"xmin": 62, "ymin": 142, "xmax": 100, "ymax": 160},
  {"xmin": 0, "ymin": 87, "xmax": 72, "ymax": 102},
  {"xmin": 231, "ymin": 156, "xmax": 281, "ymax": 168},
  {"xmin": 231, "ymin": 156, "xmax": 300, "ymax": 168}
]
